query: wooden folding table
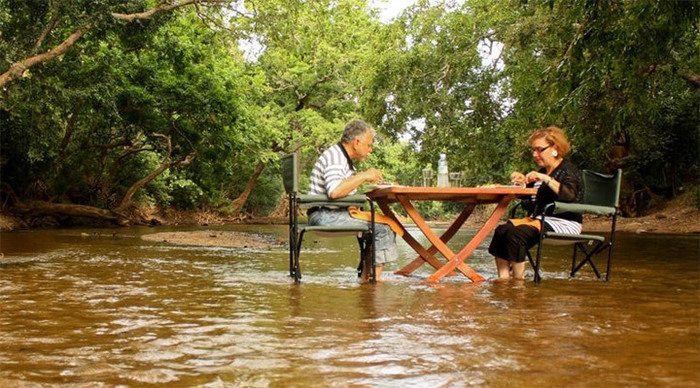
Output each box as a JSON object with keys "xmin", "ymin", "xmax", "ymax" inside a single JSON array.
[{"xmin": 365, "ymin": 186, "xmax": 536, "ymax": 283}]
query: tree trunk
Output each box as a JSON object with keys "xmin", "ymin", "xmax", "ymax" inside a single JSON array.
[
  {"xmin": 230, "ymin": 162, "xmax": 266, "ymax": 213},
  {"xmin": 269, "ymin": 191, "xmax": 289, "ymax": 219},
  {"xmin": 114, "ymin": 134, "xmax": 195, "ymax": 213},
  {"xmin": 682, "ymin": 73, "xmax": 700, "ymax": 88},
  {"xmin": 13, "ymin": 200, "xmax": 130, "ymax": 225}
]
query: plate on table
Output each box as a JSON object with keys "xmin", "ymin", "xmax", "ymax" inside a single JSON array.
[{"xmin": 367, "ymin": 183, "xmax": 403, "ymax": 190}]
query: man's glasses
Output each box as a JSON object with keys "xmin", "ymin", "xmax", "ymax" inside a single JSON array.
[{"xmin": 531, "ymin": 145, "xmax": 551, "ymax": 153}]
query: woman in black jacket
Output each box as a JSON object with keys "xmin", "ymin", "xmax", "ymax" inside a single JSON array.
[{"xmin": 489, "ymin": 126, "xmax": 583, "ymax": 280}]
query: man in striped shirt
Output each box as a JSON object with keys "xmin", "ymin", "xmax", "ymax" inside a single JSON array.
[{"xmin": 308, "ymin": 119, "xmax": 398, "ymax": 281}]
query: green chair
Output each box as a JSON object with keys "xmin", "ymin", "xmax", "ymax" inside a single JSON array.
[
  {"xmin": 529, "ymin": 169, "xmax": 622, "ymax": 283},
  {"xmin": 281, "ymin": 153, "xmax": 376, "ymax": 283}
]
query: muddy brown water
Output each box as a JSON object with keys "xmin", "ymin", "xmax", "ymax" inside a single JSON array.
[{"xmin": 1, "ymin": 225, "xmax": 698, "ymax": 386}]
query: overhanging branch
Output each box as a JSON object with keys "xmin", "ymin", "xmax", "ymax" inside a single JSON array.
[{"xmin": 0, "ymin": 0, "xmax": 234, "ymax": 89}]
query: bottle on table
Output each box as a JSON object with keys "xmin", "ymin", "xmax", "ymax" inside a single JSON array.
[{"xmin": 437, "ymin": 153, "xmax": 449, "ymax": 187}]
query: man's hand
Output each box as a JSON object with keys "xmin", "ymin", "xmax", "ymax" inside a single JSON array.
[
  {"xmin": 329, "ymin": 168, "xmax": 384, "ymax": 199},
  {"xmin": 360, "ymin": 168, "xmax": 383, "ymax": 183}
]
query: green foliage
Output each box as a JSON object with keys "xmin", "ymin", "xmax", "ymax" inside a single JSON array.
[
  {"xmin": 362, "ymin": 0, "xmax": 699, "ymax": 208},
  {"xmin": 1, "ymin": 0, "xmax": 697, "ymax": 222},
  {"xmin": 167, "ymin": 178, "xmax": 205, "ymax": 210},
  {"xmin": 361, "ymin": 1, "xmax": 517, "ymax": 185},
  {"xmin": 0, "ymin": 3, "xmax": 274, "ymax": 211},
  {"xmin": 496, "ymin": 0, "xmax": 699, "ymax": 187}
]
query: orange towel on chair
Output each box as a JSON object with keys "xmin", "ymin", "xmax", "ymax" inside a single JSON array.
[
  {"xmin": 508, "ymin": 217, "xmax": 542, "ymax": 231},
  {"xmin": 348, "ymin": 206, "xmax": 404, "ymax": 237}
]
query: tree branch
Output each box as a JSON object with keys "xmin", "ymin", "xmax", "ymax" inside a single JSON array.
[
  {"xmin": 230, "ymin": 162, "xmax": 266, "ymax": 213},
  {"xmin": 0, "ymin": 24, "xmax": 92, "ymax": 88},
  {"xmin": 114, "ymin": 134, "xmax": 196, "ymax": 212},
  {"xmin": 1, "ymin": 0, "xmax": 234, "ymax": 89},
  {"xmin": 110, "ymin": 0, "xmax": 230, "ymax": 22},
  {"xmin": 681, "ymin": 73, "xmax": 700, "ymax": 88},
  {"xmin": 33, "ymin": 14, "xmax": 60, "ymax": 53}
]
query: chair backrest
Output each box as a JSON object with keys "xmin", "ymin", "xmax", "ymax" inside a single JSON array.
[
  {"xmin": 281, "ymin": 153, "xmax": 299, "ymax": 194},
  {"xmin": 582, "ymin": 169, "xmax": 622, "ymax": 208}
]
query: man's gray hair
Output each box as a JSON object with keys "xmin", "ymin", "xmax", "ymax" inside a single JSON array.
[{"xmin": 341, "ymin": 119, "xmax": 375, "ymax": 143}]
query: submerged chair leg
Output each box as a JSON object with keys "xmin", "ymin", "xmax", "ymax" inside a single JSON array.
[
  {"xmin": 605, "ymin": 215, "xmax": 618, "ymax": 281},
  {"xmin": 570, "ymin": 243, "xmax": 578, "ymax": 278},
  {"xmin": 571, "ymin": 242, "xmax": 604, "ymax": 279},
  {"xmin": 293, "ymin": 230, "xmax": 306, "ymax": 283},
  {"xmin": 289, "ymin": 228, "xmax": 296, "ymax": 278},
  {"xmin": 369, "ymin": 233, "xmax": 376, "ymax": 283},
  {"xmin": 527, "ymin": 251, "xmax": 541, "ymax": 283},
  {"xmin": 605, "ymin": 242, "xmax": 613, "ymax": 282},
  {"xmin": 356, "ymin": 234, "xmax": 375, "ymax": 283},
  {"xmin": 356, "ymin": 235, "xmax": 365, "ymax": 278}
]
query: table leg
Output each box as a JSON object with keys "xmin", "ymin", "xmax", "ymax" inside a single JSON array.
[
  {"xmin": 396, "ymin": 202, "xmax": 476, "ymax": 276},
  {"xmin": 425, "ymin": 196, "xmax": 513, "ymax": 283},
  {"xmin": 394, "ymin": 196, "xmax": 482, "ymax": 280},
  {"xmin": 375, "ymin": 201, "xmax": 448, "ymax": 273}
]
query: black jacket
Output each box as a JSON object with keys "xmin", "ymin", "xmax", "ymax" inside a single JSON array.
[{"xmin": 523, "ymin": 159, "xmax": 583, "ymax": 223}]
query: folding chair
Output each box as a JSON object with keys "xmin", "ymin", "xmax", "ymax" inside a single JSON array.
[
  {"xmin": 280, "ymin": 152, "xmax": 376, "ymax": 283},
  {"xmin": 529, "ymin": 169, "xmax": 622, "ymax": 283}
]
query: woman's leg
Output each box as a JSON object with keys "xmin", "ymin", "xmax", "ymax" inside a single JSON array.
[
  {"xmin": 511, "ymin": 261, "xmax": 526, "ymax": 280},
  {"xmin": 490, "ymin": 222, "xmax": 539, "ymax": 280},
  {"xmin": 495, "ymin": 257, "xmax": 512, "ymax": 279}
]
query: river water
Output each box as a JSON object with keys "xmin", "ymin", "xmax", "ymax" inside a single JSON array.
[{"xmin": 1, "ymin": 225, "xmax": 698, "ymax": 386}]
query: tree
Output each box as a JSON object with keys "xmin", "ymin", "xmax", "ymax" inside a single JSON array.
[
  {"xmin": 229, "ymin": 0, "xmax": 389, "ymax": 214},
  {"xmin": 1, "ymin": 6, "xmax": 268, "ymax": 224},
  {"xmin": 495, "ymin": 0, "xmax": 700, "ymax": 214},
  {"xmin": 363, "ymin": 0, "xmax": 699, "ymax": 215},
  {"xmin": 0, "ymin": 0, "xmax": 234, "ymax": 89},
  {"xmin": 361, "ymin": 0, "xmax": 514, "ymax": 184}
]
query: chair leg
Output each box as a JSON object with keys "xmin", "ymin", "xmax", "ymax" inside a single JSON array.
[
  {"xmin": 356, "ymin": 236, "xmax": 365, "ymax": 278},
  {"xmin": 570, "ymin": 244, "xmax": 578, "ymax": 277},
  {"xmin": 534, "ymin": 240, "xmax": 545, "ymax": 284},
  {"xmin": 571, "ymin": 242, "xmax": 604, "ymax": 279},
  {"xmin": 605, "ymin": 242, "xmax": 614, "ymax": 282},
  {"xmin": 527, "ymin": 251, "xmax": 541, "ymax": 283},
  {"xmin": 293, "ymin": 230, "xmax": 306, "ymax": 283},
  {"xmin": 289, "ymin": 228, "xmax": 295, "ymax": 278},
  {"xmin": 605, "ymin": 217, "xmax": 617, "ymax": 281},
  {"xmin": 368, "ymin": 232, "xmax": 376, "ymax": 283}
]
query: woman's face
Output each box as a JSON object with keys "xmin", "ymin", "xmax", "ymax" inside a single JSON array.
[{"xmin": 530, "ymin": 137, "xmax": 558, "ymax": 168}]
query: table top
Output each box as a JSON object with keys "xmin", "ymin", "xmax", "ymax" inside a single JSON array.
[{"xmin": 365, "ymin": 185, "xmax": 537, "ymax": 203}]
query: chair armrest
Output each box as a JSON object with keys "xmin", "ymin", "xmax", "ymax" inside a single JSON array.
[
  {"xmin": 551, "ymin": 201, "xmax": 616, "ymax": 216},
  {"xmin": 509, "ymin": 198, "xmax": 533, "ymax": 218},
  {"xmin": 509, "ymin": 200, "xmax": 524, "ymax": 218},
  {"xmin": 297, "ymin": 194, "xmax": 368, "ymax": 209}
]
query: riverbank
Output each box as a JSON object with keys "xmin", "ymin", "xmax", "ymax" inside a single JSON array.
[{"xmin": 2, "ymin": 191, "xmax": 698, "ymax": 235}]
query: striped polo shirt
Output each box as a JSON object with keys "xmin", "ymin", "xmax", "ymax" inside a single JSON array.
[{"xmin": 309, "ymin": 143, "xmax": 355, "ymax": 196}]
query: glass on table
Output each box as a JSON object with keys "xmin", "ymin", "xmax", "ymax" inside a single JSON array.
[
  {"xmin": 422, "ymin": 168, "xmax": 434, "ymax": 187},
  {"xmin": 449, "ymin": 171, "xmax": 463, "ymax": 187}
]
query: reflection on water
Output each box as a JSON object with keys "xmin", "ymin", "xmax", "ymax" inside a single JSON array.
[{"xmin": 1, "ymin": 226, "xmax": 698, "ymax": 386}]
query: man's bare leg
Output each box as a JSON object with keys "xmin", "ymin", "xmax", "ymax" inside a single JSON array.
[
  {"xmin": 374, "ymin": 264, "xmax": 384, "ymax": 281},
  {"xmin": 360, "ymin": 263, "xmax": 384, "ymax": 282}
]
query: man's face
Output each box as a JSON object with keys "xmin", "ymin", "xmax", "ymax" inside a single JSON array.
[{"xmin": 353, "ymin": 132, "xmax": 374, "ymax": 161}]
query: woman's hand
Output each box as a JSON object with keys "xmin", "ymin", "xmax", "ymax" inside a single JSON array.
[
  {"xmin": 510, "ymin": 172, "xmax": 526, "ymax": 186},
  {"xmin": 525, "ymin": 171, "xmax": 549, "ymax": 184}
]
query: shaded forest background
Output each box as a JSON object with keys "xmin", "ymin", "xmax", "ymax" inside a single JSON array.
[{"xmin": 1, "ymin": 0, "xmax": 698, "ymax": 227}]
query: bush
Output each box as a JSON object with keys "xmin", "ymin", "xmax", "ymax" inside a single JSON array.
[{"xmin": 168, "ymin": 178, "xmax": 204, "ymax": 210}]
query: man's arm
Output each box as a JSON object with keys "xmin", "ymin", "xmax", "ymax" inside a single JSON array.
[{"xmin": 329, "ymin": 168, "xmax": 383, "ymax": 199}]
